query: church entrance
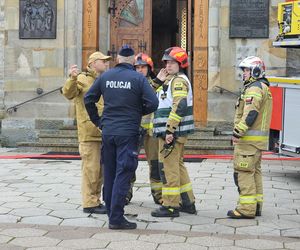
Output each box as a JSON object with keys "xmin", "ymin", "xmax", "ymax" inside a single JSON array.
[{"xmin": 108, "ymin": 0, "xmax": 192, "ymax": 75}]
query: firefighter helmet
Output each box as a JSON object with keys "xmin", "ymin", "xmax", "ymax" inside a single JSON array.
[
  {"xmin": 239, "ymin": 56, "xmax": 266, "ymax": 79},
  {"xmin": 134, "ymin": 53, "xmax": 154, "ymax": 72},
  {"xmin": 162, "ymin": 47, "xmax": 189, "ymax": 68}
]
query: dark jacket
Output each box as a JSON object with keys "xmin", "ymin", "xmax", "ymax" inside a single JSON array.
[{"xmin": 84, "ymin": 63, "xmax": 158, "ymax": 136}]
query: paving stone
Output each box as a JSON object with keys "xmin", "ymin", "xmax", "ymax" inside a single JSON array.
[
  {"xmin": 216, "ymin": 218, "xmax": 257, "ymax": 228},
  {"xmin": 46, "ymin": 229, "xmax": 95, "ymax": 240},
  {"xmin": 209, "ymin": 247, "xmax": 251, "ymax": 250},
  {"xmin": 0, "ymin": 235, "xmax": 13, "ymax": 244},
  {"xmin": 23, "ymin": 192, "xmax": 58, "ymax": 198},
  {"xmin": 58, "ymin": 238, "xmax": 108, "ymax": 249},
  {"xmin": 281, "ymin": 228, "xmax": 300, "ymax": 238},
  {"xmin": 10, "ymin": 236, "xmax": 60, "ymax": 248},
  {"xmin": 92, "ymin": 232, "xmax": 138, "ymax": 241},
  {"xmin": 279, "ymin": 214, "xmax": 300, "ymax": 223},
  {"xmin": 2, "ymin": 201, "xmax": 40, "ymax": 209},
  {"xmin": 0, "ymin": 214, "xmax": 21, "ymax": 223},
  {"xmin": 108, "ymin": 240, "xmax": 157, "ymax": 250},
  {"xmin": 191, "ymin": 224, "xmax": 235, "ymax": 234},
  {"xmin": 0, "ymin": 196, "xmax": 31, "ymax": 202},
  {"xmin": 258, "ymin": 219, "xmax": 300, "ymax": 230},
  {"xmin": 10, "ymin": 208, "xmax": 51, "ymax": 217},
  {"xmin": 139, "ymin": 233, "xmax": 186, "ymax": 244},
  {"xmin": 21, "ymin": 216, "xmax": 62, "ymax": 225},
  {"xmin": 0, "ymin": 207, "xmax": 12, "ymax": 214},
  {"xmin": 49, "ymin": 209, "xmax": 87, "ymax": 219},
  {"xmin": 0, "ymin": 191, "xmax": 24, "ymax": 197},
  {"xmin": 285, "ymin": 241, "xmax": 300, "ymax": 250},
  {"xmin": 173, "ymin": 215, "xmax": 215, "ymax": 225},
  {"xmin": 0, "ymin": 244, "xmax": 24, "ymax": 250},
  {"xmin": 235, "ymin": 239, "xmax": 284, "ymax": 249},
  {"xmin": 187, "ymin": 236, "xmax": 233, "ymax": 247},
  {"xmin": 136, "ymin": 213, "xmax": 179, "ymax": 223},
  {"xmin": 146, "ymin": 221, "xmax": 190, "ymax": 231},
  {"xmin": 27, "ymin": 247, "xmax": 71, "ymax": 250},
  {"xmin": 236, "ymin": 225, "xmax": 281, "ymax": 236},
  {"xmin": 31, "ymin": 197, "xmax": 68, "ymax": 203},
  {"xmin": 157, "ymin": 243, "xmax": 206, "ymax": 250},
  {"xmin": 60, "ymin": 218, "xmax": 106, "ymax": 227},
  {"xmin": 39, "ymin": 202, "xmax": 79, "ymax": 210},
  {"xmin": 1, "ymin": 228, "xmax": 47, "ymax": 237}
]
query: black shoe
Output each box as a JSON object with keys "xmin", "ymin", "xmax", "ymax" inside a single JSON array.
[
  {"xmin": 109, "ymin": 220, "xmax": 137, "ymax": 230},
  {"xmin": 227, "ymin": 210, "xmax": 254, "ymax": 219},
  {"xmin": 151, "ymin": 206, "xmax": 179, "ymax": 217},
  {"xmin": 180, "ymin": 204, "xmax": 197, "ymax": 214},
  {"xmin": 83, "ymin": 204, "xmax": 107, "ymax": 214}
]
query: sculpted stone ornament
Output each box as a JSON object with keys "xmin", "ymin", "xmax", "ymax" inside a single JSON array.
[{"xmin": 19, "ymin": 0, "xmax": 57, "ymax": 39}]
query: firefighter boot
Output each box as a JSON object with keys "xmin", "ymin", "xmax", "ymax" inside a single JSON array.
[
  {"xmin": 256, "ymin": 203, "xmax": 262, "ymax": 216},
  {"xmin": 179, "ymin": 203, "xmax": 197, "ymax": 215},
  {"xmin": 151, "ymin": 206, "xmax": 179, "ymax": 217},
  {"xmin": 227, "ymin": 209, "xmax": 255, "ymax": 219}
]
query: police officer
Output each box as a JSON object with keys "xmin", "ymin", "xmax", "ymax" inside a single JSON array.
[
  {"xmin": 151, "ymin": 47, "xmax": 196, "ymax": 217},
  {"xmin": 227, "ymin": 56, "xmax": 272, "ymax": 219},
  {"xmin": 134, "ymin": 53, "xmax": 162, "ymax": 204},
  {"xmin": 62, "ymin": 51, "xmax": 111, "ymax": 214},
  {"xmin": 84, "ymin": 45, "xmax": 158, "ymax": 230}
]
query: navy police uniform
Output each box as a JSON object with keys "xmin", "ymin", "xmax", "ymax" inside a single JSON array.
[{"xmin": 84, "ymin": 46, "xmax": 158, "ymax": 228}]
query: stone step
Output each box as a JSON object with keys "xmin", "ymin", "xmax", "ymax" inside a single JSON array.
[
  {"xmin": 38, "ymin": 134, "xmax": 78, "ymax": 144},
  {"xmin": 193, "ymin": 127, "xmax": 216, "ymax": 137},
  {"xmin": 187, "ymin": 136, "xmax": 232, "ymax": 147},
  {"xmin": 17, "ymin": 141, "xmax": 233, "ymax": 155},
  {"xmin": 39, "ymin": 129, "xmax": 78, "ymax": 137},
  {"xmin": 17, "ymin": 142, "xmax": 79, "ymax": 153},
  {"xmin": 184, "ymin": 145, "xmax": 233, "ymax": 155}
]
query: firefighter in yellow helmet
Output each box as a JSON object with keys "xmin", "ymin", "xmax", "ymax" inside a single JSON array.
[
  {"xmin": 227, "ymin": 56, "xmax": 272, "ymax": 219},
  {"xmin": 133, "ymin": 53, "xmax": 162, "ymax": 204},
  {"xmin": 151, "ymin": 47, "xmax": 196, "ymax": 217},
  {"xmin": 62, "ymin": 51, "xmax": 111, "ymax": 214}
]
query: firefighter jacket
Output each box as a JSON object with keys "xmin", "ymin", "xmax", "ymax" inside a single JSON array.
[
  {"xmin": 141, "ymin": 77, "xmax": 156, "ymax": 136},
  {"xmin": 233, "ymin": 78, "xmax": 272, "ymax": 150},
  {"xmin": 62, "ymin": 67, "xmax": 103, "ymax": 142},
  {"xmin": 153, "ymin": 73, "xmax": 194, "ymax": 138}
]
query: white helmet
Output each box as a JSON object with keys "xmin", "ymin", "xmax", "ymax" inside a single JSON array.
[{"xmin": 238, "ymin": 56, "xmax": 266, "ymax": 79}]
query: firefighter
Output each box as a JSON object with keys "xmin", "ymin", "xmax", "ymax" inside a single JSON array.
[
  {"xmin": 62, "ymin": 51, "xmax": 111, "ymax": 214},
  {"xmin": 134, "ymin": 53, "xmax": 162, "ymax": 205},
  {"xmin": 227, "ymin": 56, "xmax": 272, "ymax": 219},
  {"xmin": 151, "ymin": 47, "xmax": 196, "ymax": 217}
]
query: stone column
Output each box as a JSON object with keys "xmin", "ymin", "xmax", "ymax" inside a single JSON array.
[
  {"xmin": 193, "ymin": 0, "xmax": 209, "ymax": 127},
  {"xmin": 0, "ymin": 0, "xmax": 4, "ymax": 119},
  {"xmin": 64, "ymin": 0, "xmax": 83, "ymax": 72}
]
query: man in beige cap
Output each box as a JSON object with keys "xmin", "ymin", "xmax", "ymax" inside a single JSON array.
[{"xmin": 62, "ymin": 51, "xmax": 111, "ymax": 214}]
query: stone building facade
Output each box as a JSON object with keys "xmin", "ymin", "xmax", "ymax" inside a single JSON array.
[{"xmin": 0, "ymin": 0, "xmax": 290, "ymax": 146}]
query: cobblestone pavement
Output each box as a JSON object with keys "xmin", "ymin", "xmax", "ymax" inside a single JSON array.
[{"xmin": 0, "ymin": 149, "xmax": 299, "ymax": 249}]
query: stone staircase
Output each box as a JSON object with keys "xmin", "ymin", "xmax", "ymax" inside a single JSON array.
[{"xmin": 17, "ymin": 126, "xmax": 233, "ymax": 155}]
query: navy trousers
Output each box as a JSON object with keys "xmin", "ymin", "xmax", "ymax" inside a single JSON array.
[{"xmin": 101, "ymin": 135, "xmax": 139, "ymax": 225}]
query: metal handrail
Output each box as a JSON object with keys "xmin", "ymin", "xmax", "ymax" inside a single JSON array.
[
  {"xmin": 6, "ymin": 87, "xmax": 62, "ymax": 114},
  {"xmin": 214, "ymin": 86, "xmax": 240, "ymax": 97}
]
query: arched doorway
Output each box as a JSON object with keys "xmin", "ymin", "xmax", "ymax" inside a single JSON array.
[{"xmin": 82, "ymin": 0, "xmax": 208, "ymax": 126}]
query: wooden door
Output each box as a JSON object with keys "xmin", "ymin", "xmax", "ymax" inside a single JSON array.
[{"xmin": 109, "ymin": 0, "xmax": 152, "ymax": 64}]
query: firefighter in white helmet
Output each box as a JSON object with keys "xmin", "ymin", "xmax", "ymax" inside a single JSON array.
[{"xmin": 228, "ymin": 56, "xmax": 273, "ymax": 219}]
